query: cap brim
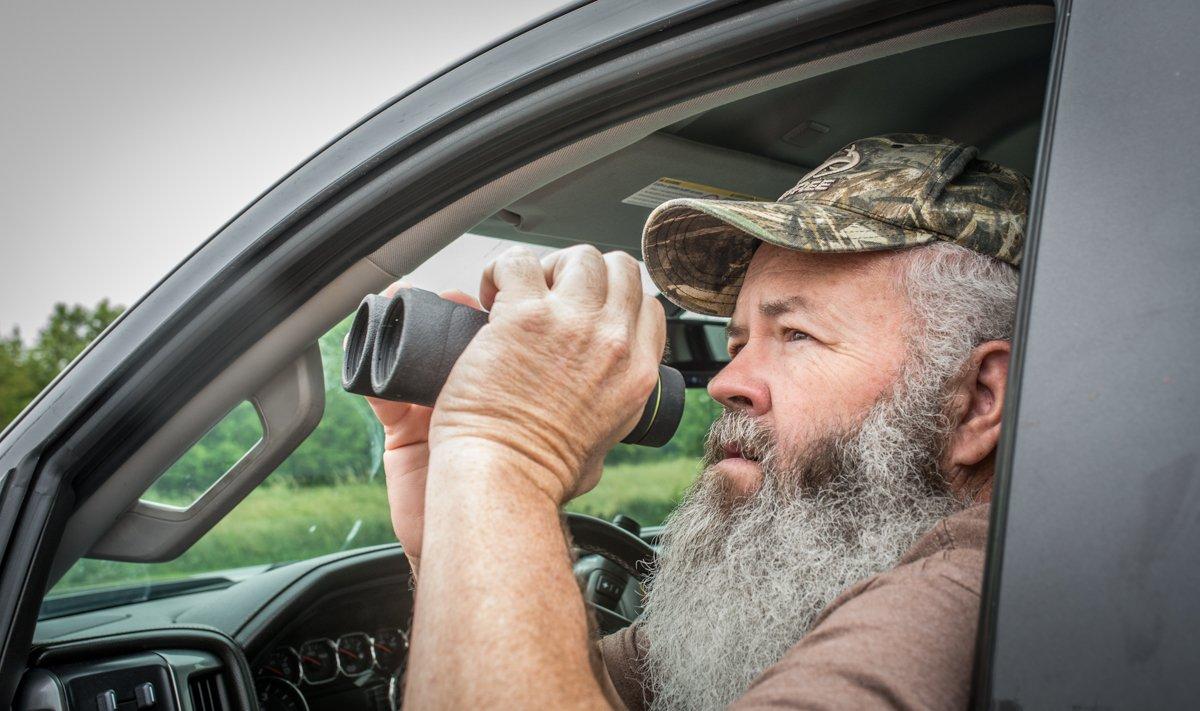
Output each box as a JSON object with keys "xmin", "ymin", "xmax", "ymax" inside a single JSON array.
[{"xmin": 642, "ymin": 197, "xmax": 939, "ymax": 316}]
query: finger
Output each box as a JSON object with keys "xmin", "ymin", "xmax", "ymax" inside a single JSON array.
[
  {"xmin": 438, "ymin": 288, "xmax": 483, "ymax": 311},
  {"xmin": 602, "ymin": 251, "xmax": 644, "ymax": 332},
  {"xmin": 541, "ymin": 245, "xmax": 607, "ymax": 309},
  {"xmin": 634, "ymin": 294, "xmax": 668, "ymax": 372},
  {"xmin": 381, "ymin": 279, "xmax": 412, "ymax": 298},
  {"xmin": 480, "ymin": 246, "xmax": 550, "ymax": 311},
  {"xmin": 365, "ymin": 397, "xmax": 431, "ymax": 445}
]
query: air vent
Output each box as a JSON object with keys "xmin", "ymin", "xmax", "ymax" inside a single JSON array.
[{"xmin": 189, "ymin": 671, "xmax": 229, "ymax": 711}]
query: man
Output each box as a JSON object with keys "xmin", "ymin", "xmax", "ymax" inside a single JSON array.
[{"xmin": 366, "ymin": 134, "xmax": 1028, "ymax": 709}]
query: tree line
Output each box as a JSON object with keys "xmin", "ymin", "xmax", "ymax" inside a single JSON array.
[
  {"xmin": 3, "ymin": 303, "xmax": 720, "ymax": 498},
  {"xmin": 1, "ymin": 300, "xmax": 124, "ymax": 430}
]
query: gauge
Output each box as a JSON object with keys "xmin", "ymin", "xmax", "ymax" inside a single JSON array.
[
  {"xmin": 257, "ymin": 647, "xmax": 301, "ymax": 685},
  {"xmin": 387, "ymin": 667, "xmax": 405, "ymax": 711},
  {"xmin": 298, "ymin": 639, "xmax": 338, "ymax": 684},
  {"xmin": 373, "ymin": 627, "xmax": 408, "ymax": 671},
  {"xmin": 336, "ymin": 632, "xmax": 375, "ymax": 676},
  {"xmin": 256, "ymin": 677, "xmax": 309, "ymax": 711}
]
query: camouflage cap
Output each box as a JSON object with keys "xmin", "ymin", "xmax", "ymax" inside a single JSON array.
[{"xmin": 641, "ymin": 133, "xmax": 1030, "ymax": 316}]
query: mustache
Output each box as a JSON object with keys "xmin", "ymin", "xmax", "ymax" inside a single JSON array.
[
  {"xmin": 702, "ymin": 410, "xmax": 777, "ymax": 466},
  {"xmin": 700, "ymin": 409, "xmax": 853, "ymax": 498}
]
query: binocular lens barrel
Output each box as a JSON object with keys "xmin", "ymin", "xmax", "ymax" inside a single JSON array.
[{"xmin": 341, "ymin": 288, "xmax": 684, "ymax": 447}]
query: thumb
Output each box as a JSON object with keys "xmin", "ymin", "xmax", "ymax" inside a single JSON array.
[{"xmin": 438, "ymin": 288, "xmax": 483, "ymax": 311}]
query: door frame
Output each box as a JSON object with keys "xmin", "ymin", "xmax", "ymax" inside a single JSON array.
[{"xmin": 0, "ymin": 0, "xmax": 1054, "ymax": 703}]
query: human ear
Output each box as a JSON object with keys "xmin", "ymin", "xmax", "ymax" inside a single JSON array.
[{"xmin": 944, "ymin": 340, "xmax": 1012, "ymax": 470}]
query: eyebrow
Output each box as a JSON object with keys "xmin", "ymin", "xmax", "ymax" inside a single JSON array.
[
  {"xmin": 758, "ymin": 295, "xmax": 809, "ymax": 318},
  {"xmin": 725, "ymin": 295, "xmax": 809, "ymax": 339}
]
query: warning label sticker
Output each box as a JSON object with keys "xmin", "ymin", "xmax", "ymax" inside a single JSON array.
[{"xmin": 621, "ymin": 178, "xmax": 767, "ymax": 209}]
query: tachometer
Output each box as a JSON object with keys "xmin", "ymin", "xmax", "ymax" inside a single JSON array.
[
  {"xmin": 298, "ymin": 638, "xmax": 338, "ymax": 684},
  {"xmin": 257, "ymin": 647, "xmax": 301, "ymax": 684},
  {"xmin": 256, "ymin": 677, "xmax": 308, "ymax": 711},
  {"xmin": 336, "ymin": 632, "xmax": 374, "ymax": 676},
  {"xmin": 373, "ymin": 626, "xmax": 408, "ymax": 671}
]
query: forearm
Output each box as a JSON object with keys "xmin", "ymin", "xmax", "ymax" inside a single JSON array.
[
  {"xmin": 404, "ymin": 441, "xmax": 612, "ymax": 709},
  {"xmin": 404, "ymin": 552, "xmax": 420, "ymax": 581}
]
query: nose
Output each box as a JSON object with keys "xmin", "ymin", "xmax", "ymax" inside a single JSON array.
[{"xmin": 707, "ymin": 345, "xmax": 771, "ymax": 417}]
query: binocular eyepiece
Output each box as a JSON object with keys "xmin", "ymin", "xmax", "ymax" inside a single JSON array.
[{"xmin": 341, "ymin": 288, "xmax": 685, "ymax": 447}]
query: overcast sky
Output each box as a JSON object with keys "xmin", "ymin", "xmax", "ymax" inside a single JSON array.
[{"xmin": 0, "ymin": 0, "xmax": 566, "ymax": 340}]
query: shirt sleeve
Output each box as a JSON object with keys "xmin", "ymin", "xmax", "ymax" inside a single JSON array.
[
  {"xmin": 729, "ymin": 548, "xmax": 984, "ymax": 711},
  {"xmin": 599, "ymin": 623, "xmax": 651, "ymax": 711}
]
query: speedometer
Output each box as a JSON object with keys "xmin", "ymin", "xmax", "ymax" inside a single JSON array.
[
  {"xmin": 298, "ymin": 639, "xmax": 338, "ymax": 684},
  {"xmin": 256, "ymin": 677, "xmax": 308, "ymax": 711},
  {"xmin": 257, "ymin": 647, "xmax": 301, "ymax": 684}
]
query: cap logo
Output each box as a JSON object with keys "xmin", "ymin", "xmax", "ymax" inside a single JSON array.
[{"xmin": 782, "ymin": 144, "xmax": 862, "ymax": 198}]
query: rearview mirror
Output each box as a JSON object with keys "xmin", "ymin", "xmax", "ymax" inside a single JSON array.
[{"xmin": 663, "ymin": 314, "xmax": 729, "ymax": 388}]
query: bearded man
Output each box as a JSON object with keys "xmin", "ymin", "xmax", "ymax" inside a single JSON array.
[{"xmin": 369, "ymin": 134, "xmax": 1028, "ymax": 709}]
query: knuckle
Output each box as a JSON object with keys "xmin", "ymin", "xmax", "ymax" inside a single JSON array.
[
  {"xmin": 598, "ymin": 331, "xmax": 632, "ymax": 363},
  {"xmin": 499, "ymin": 245, "xmax": 533, "ymax": 265},
  {"xmin": 512, "ymin": 302, "xmax": 552, "ymax": 332},
  {"xmin": 605, "ymin": 250, "xmax": 640, "ymax": 275},
  {"xmin": 633, "ymin": 362, "xmax": 659, "ymax": 396},
  {"xmin": 645, "ymin": 295, "xmax": 664, "ymax": 317},
  {"xmin": 564, "ymin": 244, "xmax": 601, "ymax": 263}
]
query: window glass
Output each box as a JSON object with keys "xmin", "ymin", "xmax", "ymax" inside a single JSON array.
[
  {"xmin": 666, "ymin": 321, "xmax": 694, "ymax": 362},
  {"xmin": 46, "ymin": 233, "xmax": 720, "ymax": 605},
  {"xmin": 140, "ymin": 401, "xmax": 263, "ymax": 506},
  {"xmin": 565, "ymin": 393, "xmax": 720, "ymax": 527},
  {"xmin": 49, "ymin": 312, "xmax": 387, "ymax": 598},
  {"xmin": 703, "ymin": 322, "xmax": 732, "ymax": 363}
]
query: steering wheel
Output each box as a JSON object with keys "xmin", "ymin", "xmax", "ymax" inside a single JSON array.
[{"xmin": 566, "ymin": 513, "xmax": 656, "ymax": 634}]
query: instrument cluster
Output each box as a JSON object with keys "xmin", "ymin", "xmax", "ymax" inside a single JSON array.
[{"xmin": 256, "ymin": 626, "xmax": 409, "ymax": 711}]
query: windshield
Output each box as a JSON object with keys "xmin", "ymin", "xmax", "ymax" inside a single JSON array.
[{"xmin": 44, "ymin": 234, "xmax": 720, "ymax": 613}]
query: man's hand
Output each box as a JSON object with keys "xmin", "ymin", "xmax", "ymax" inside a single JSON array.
[
  {"xmin": 428, "ymin": 244, "xmax": 666, "ymax": 505},
  {"xmin": 360, "ymin": 281, "xmax": 482, "ymax": 576},
  {"xmin": 406, "ymin": 245, "xmax": 665, "ymax": 709}
]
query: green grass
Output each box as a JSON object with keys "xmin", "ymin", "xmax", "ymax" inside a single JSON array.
[
  {"xmin": 53, "ymin": 479, "xmax": 395, "ymax": 594},
  {"xmin": 566, "ymin": 457, "xmax": 701, "ymax": 526},
  {"xmin": 51, "ymin": 457, "xmax": 701, "ymax": 596}
]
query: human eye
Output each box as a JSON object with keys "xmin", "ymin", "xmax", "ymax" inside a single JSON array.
[{"xmin": 784, "ymin": 328, "xmax": 811, "ymax": 343}]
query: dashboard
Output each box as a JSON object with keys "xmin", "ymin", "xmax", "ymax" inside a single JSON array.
[
  {"xmin": 251, "ymin": 585, "xmax": 412, "ymax": 711},
  {"xmin": 19, "ymin": 529, "xmax": 651, "ymax": 709},
  {"xmin": 20, "ymin": 545, "xmax": 414, "ymax": 711}
]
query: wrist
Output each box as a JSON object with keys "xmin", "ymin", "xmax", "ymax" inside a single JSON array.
[{"xmin": 426, "ymin": 435, "xmax": 576, "ymax": 507}]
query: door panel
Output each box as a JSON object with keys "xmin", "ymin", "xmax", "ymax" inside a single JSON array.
[{"xmin": 981, "ymin": 0, "xmax": 1200, "ymax": 707}]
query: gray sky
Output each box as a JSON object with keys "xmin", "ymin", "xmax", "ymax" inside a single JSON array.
[{"xmin": 1, "ymin": 0, "xmax": 565, "ymax": 340}]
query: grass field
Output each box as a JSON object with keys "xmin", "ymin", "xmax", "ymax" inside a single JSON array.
[
  {"xmin": 51, "ymin": 457, "xmax": 701, "ymax": 596},
  {"xmin": 565, "ymin": 457, "xmax": 700, "ymax": 524}
]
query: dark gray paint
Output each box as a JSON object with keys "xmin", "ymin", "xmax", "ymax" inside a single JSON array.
[
  {"xmin": 4, "ymin": 2, "xmax": 971, "ymax": 700},
  {"xmin": 985, "ymin": 0, "xmax": 1200, "ymax": 706}
]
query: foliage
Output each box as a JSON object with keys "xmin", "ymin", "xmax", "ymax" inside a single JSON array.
[
  {"xmin": 53, "ymin": 457, "xmax": 700, "ymax": 594},
  {"xmin": 31, "ymin": 307, "xmax": 720, "ymax": 594},
  {"xmin": 604, "ymin": 390, "xmax": 722, "ymax": 466},
  {"xmin": 0, "ymin": 300, "xmax": 124, "ymax": 429},
  {"xmin": 566, "ymin": 457, "xmax": 701, "ymax": 525},
  {"xmin": 140, "ymin": 401, "xmax": 264, "ymax": 504}
]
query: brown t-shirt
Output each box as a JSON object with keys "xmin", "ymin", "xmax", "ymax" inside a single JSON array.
[{"xmin": 599, "ymin": 503, "xmax": 990, "ymax": 710}]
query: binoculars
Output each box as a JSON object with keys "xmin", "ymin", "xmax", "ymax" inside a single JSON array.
[{"xmin": 341, "ymin": 288, "xmax": 685, "ymax": 447}]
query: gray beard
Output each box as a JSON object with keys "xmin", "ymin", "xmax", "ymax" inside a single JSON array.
[{"xmin": 640, "ymin": 364, "xmax": 967, "ymax": 711}]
